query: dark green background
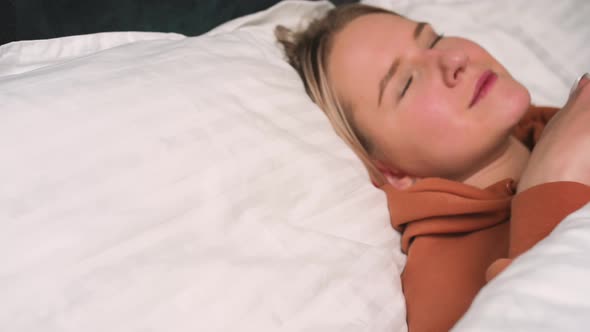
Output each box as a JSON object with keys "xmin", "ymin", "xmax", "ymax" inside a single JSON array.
[{"xmin": 1, "ymin": 0, "xmax": 356, "ymax": 46}]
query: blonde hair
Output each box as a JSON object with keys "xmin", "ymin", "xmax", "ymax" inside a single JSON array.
[{"xmin": 275, "ymin": 4, "xmax": 398, "ymax": 186}]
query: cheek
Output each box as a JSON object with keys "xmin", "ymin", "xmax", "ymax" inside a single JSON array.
[
  {"xmin": 403, "ymin": 95, "xmax": 461, "ymax": 135},
  {"xmin": 399, "ymin": 97, "xmax": 477, "ymax": 156}
]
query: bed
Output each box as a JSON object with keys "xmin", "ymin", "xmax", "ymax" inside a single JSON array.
[{"xmin": 1, "ymin": 0, "xmax": 589, "ymax": 331}]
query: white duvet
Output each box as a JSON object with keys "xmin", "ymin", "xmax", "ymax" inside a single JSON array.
[{"xmin": 0, "ymin": 0, "xmax": 589, "ymax": 331}]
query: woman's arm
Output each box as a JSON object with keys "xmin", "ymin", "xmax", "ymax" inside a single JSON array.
[
  {"xmin": 518, "ymin": 74, "xmax": 590, "ymax": 193},
  {"xmin": 487, "ymin": 74, "xmax": 590, "ymax": 280},
  {"xmin": 511, "ymin": 106, "xmax": 559, "ymax": 150},
  {"xmin": 486, "ymin": 181, "xmax": 590, "ymax": 280}
]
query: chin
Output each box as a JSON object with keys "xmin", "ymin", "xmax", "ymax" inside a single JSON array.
[{"xmin": 502, "ymin": 82, "xmax": 532, "ymax": 126}]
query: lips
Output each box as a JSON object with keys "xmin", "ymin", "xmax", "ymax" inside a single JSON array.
[{"xmin": 469, "ymin": 70, "xmax": 497, "ymax": 108}]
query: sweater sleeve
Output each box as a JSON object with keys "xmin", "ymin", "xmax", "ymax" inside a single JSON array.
[
  {"xmin": 486, "ymin": 181, "xmax": 590, "ymax": 281},
  {"xmin": 511, "ymin": 105, "xmax": 559, "ymax": 150}
]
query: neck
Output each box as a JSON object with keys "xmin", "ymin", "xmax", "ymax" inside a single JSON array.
[{"xmin": 461, "ymin": 136, "xmax": 530, "ymax": 189}]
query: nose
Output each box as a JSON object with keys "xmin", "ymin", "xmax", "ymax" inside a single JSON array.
[{"xmin": 438, "ymin": 50, "xmax": 469, "ymax": 87}]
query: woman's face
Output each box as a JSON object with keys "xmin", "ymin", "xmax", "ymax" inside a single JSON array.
[{"xmin": 327, "ymin": 13, "xmax": 531, "ymax": 181}]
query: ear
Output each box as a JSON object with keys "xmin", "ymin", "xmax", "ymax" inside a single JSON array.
[{"xmin": 372, "ymin": 159, "xmax": 418, "ymax": 190}]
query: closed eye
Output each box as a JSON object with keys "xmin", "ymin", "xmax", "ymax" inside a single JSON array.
[
  {"xmin": 430, "ymin": 34, "xmax": 444, "ymax": 48},
  {"xmin": 401, "ymin": 77, "xmax": 412, "ymax": 97},
  {"xmin": 401, "ymin": 33, "xmax": 444, "ymax": 98}
]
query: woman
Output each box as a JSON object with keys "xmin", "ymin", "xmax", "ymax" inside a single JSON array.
[{"xmin": 276, "ymin": 3, "xmax": 590, "ymax": 332}]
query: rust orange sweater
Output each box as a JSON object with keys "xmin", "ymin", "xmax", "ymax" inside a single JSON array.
[{"xmin": 380, "ymin": 106, "xmax": 590, "ymax": 332}]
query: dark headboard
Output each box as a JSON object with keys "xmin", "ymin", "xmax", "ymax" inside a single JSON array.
[{"xmin": 2, "ymin": 0, "xmax": 357, "ymax": 46}]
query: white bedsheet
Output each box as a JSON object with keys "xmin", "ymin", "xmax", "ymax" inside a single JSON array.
[
  {"xmin": 1, "ymin": 0, "xmax": 589, "ymax": 331},
  {"xmin": 454, "ymin": 202, "xmax": 590, "ymax": 331},
  {"xmin": 0, "ymin": 1, "xmax": 405, "ymax": 332}
]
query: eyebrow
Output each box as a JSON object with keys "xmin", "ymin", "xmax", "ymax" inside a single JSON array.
[{"xmin": 377, "ymin": 22, "xmax": 428, "ymax": 106}]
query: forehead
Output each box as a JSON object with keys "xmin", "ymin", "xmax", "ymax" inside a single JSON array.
[
  {"xmin": 327, "ymin": 13, "xmax": 419, "ymax": 108},
  {"xmin": 333, "ymin": 13, "xmax": 416, "ymax": 47}
]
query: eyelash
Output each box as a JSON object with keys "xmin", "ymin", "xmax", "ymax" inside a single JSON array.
[
  {"xmin": 400, "ymin": 33, "xmax": 444, "ymax": 98},
  {"xmin": 431, "ymin": 34, "xmax": 444, "ymax": 48}
]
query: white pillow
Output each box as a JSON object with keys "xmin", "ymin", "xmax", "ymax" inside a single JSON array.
[
  {"xmin": 0, "ymin": 31, "xmax": 186, "ymax": 77},
  {"xmin": 0, "ymin": 1, "xmax": 405, "ymax": 332}
]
